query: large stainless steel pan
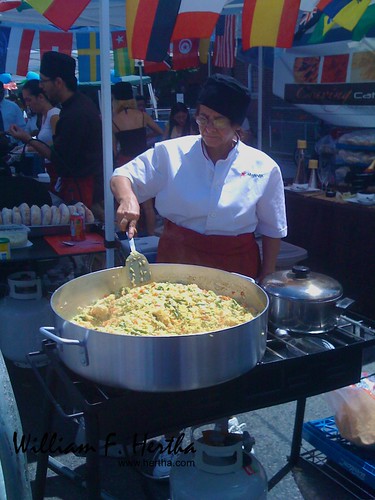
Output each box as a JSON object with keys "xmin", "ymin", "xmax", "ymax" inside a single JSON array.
[{"xmin": 40, "ymin": 264, "xmax": 268, "ymax": 392}]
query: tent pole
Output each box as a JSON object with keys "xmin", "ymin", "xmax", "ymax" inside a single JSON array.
[
  {"xmin": 99, "ymin": 0, "xmax": 115, "ymax": 269},
  {"xmin": 208, "ymin": 41, "xmax": 212, "ymax": 77},
  {"xmin": 257, "ymin": 46, "xmax": 263, "ymax": 150}
]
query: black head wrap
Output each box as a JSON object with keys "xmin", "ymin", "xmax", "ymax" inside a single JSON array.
[
  {"xmin": 197, "ymin": 74, "xmax": 250, "ymax": 125},
  {"xmin": 112, "ymin": 82, "xmax": 134, "ymax": 101},
  {"xmin": 40, "ymin": 51, "xmax": 76, "ymax": 83}
]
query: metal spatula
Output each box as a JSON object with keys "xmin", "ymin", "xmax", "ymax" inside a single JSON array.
[{"xmin": 125, "ymin": 235, "xmax": 152, "ymax": 286}]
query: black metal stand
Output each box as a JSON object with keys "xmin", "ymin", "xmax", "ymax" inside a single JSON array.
[
  {"xmin": 28, "ymin": 335, "xmax": 369, "ymax": 499},
  {"xmin": 267, "ymin": 398, "xmax": 306, "ymax": 490}
]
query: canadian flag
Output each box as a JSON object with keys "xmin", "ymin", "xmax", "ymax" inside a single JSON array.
[{"xmin": 39, "ymin": 32, "xmax": 73, "ymax": 57}]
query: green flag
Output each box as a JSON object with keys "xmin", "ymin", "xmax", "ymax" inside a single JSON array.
[
  {"xmin": 308, "ymin": 14, "xmax": 336, "ymax": 44},
  {"xmin": 112, "ymin": 31, "xmax": 134, "ymax": 77},
  {"xmin": 352, "ymin": 5, "xmax": 375, "ymax": 41}
]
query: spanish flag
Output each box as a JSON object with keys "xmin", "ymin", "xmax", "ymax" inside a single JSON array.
[
  {"xmin": 242, "ymin": 0, "xmax": 300, "ymax": 50},
  {"xmin": 25, "ymin": 0, "xmax": 90, "ymax": 31},
  {"xmin": 126, "ymin": 0, "xmax": 181, "ymax": 62}
]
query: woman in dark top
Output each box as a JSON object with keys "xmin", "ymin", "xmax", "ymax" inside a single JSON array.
[
  {"xmin": 111, "ymin": 82, "xmax": 163, "ymax": 235},
  {"xmin": 163, "ymin": 102, "xmax": 196, "ymax": 140},
  {"xmin": 111, "ymin": 82, "xmax": 163, "ymax": 166}
]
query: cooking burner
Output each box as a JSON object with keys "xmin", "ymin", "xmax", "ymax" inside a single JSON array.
[
  {"xmin": 28, "ymin": 310, "xmax": 375, "ymax": 499},
  {"xmin": 287, "ymin": 337, "xmax": 335, "ymax": 355},
  {"xmin": 264, "ymin": 313, "xmax": 375, "ymax": 363}
]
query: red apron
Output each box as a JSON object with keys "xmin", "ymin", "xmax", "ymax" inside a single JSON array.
[
  {"xmin": 59, "ymin": 176, "xmax": 94, "ymax": 208},
  {"xmin": 157, "ymin": 220, "xmax": 261, "ymax": 278}
]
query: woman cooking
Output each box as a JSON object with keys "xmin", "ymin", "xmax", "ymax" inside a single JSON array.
[{"xmin": 111, "ymin": 74, "xmax": 287, "ymax": 283}]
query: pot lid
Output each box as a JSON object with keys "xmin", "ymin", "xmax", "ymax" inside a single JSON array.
[{"xmin": 261, "ymin": 266, "xmax": 343, "ymax": 301}]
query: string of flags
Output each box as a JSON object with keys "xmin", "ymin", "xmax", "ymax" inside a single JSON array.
[
  {"xmin": 1, "ymin": 1, "xmax": 374, "ymax": 83},
  {"xmin": 0, "ymin": 26, "xmax": 236, "ymax": 82}
]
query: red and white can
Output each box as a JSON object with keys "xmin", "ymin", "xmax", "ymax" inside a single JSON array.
[{"xmin": 70, "ymin": 213, "xmax": 85, "ymax": 241}]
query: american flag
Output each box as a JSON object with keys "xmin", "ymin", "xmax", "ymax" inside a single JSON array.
[{"xmin": 213, "ymin": 15, "xmax": 236, "ymax": 68}]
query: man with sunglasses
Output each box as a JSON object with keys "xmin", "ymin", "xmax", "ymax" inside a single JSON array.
[
  {"xmin": 111, "ymin": 74, "xmax": 287, "ymax": 283},
  {"xmin": 9, "ymin": 51, "xmax": 103, "ymax": 211}
]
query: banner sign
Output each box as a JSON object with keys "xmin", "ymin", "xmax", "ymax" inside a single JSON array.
[
  {"xmin": 273, "ymin": 39, "xmax": 375, "ymax": 126},
  {"xmin": 285, "ymin": 82, "xmax": 375, "ymax": 106}
]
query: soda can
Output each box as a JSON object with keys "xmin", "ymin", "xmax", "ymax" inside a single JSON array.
[
  {"xmin": 70, "ymin": 214, "xmax": 86, "ymax": 241},
  {"xmin": 0, "ymin": 238, "xmax": 11, "ymax": 260}
]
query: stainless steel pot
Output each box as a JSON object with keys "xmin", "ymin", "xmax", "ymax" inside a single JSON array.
[
  {"xmin": 40, "ymin": 264, "xmax": 269, "ymax": 392},
  {"xmin": 261, "ymin": 265, "xmax": 353, "ymax": 335}
]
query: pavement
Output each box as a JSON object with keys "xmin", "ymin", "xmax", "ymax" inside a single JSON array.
[{"xmin": 4, "ymin": 352, "xmax": 375, "ymax": 500}]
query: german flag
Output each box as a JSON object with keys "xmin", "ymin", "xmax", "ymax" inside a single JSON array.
[{"xmin": 126, "ymin": 0, "xmax": 181, "ymax": 62}]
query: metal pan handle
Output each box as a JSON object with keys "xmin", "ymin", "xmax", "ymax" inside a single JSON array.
[
  {"xmin": 39, "ymin": 327, "xmax": 89, "ymax": 366},
  {"xmin": 40, "ymin": 326, "xmax": 82, "ymax": 346}
]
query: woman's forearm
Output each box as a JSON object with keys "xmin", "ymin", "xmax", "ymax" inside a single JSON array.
[
  {"xmin": 110, "ymin": 175, "xmax": 133, "ymax": 203},
  {"xmin": 258, "ymin": 236, "xmax": 281, "ymax": 282}
]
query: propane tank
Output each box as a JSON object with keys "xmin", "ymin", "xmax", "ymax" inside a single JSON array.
[
  {"xmin": 0, "ymin": 271, "xmax": 53, "ymax": 367},
  {"xmin": 170, "ymin": 430, "xmax": 267, "ymax": 500}
]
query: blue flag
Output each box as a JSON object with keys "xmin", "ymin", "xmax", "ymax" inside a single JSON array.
[{"xmin": 76, "ymin": 32, "xmax": 100, "ymax": 83}]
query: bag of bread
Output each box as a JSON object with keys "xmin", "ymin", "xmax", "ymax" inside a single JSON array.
[{"xmin": 325, "ymin": 374, "xmax": 375, "ymax": 449}]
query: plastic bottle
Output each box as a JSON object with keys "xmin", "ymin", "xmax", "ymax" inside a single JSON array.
[
  {"xmin": 308, "ymin": 159, "xmax": 318, "ymax": 189},
  {"xmin": 294, "ymin": 139, "xmax": 307, "ymax": 185}
]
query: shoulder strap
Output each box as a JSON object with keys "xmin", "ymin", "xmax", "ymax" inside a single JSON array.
[{"xmin": 112, "ymin": 120, "xmax": 120, "ymax": 132}]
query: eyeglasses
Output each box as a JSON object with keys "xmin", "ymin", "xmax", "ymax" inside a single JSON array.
[{"xmin": 195, "ymin": 114, "xmax": 231, "ymax": 130}]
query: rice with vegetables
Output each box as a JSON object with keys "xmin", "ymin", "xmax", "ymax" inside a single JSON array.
[{"xmin": 71, "ymin": 282, "xmax": 255, "ymax": 336}]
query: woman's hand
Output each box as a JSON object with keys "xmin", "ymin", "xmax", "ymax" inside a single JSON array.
[
  {"xmin": 111, "ymin": 176, "xmax": 140, "ymax": 238},
  {"xmin": 116, "ymin": 195, "xmax": 140, "ymax": 238},
  {"xmin": 8, "ymin": 125, "xmax": 31, "ymax": 144}
]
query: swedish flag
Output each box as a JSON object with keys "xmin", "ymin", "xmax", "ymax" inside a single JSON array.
[{"xmin": 76, "ymin": 32, "xmax": 100, "ymax": 83}]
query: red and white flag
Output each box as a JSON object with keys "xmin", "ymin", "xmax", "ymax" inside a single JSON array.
[
  {"xmin": 39, "ymin": 32, "xmax": 73, "ymax": 57},
  {"xmin": 173, "ymin": 38, "xmax": 199, "ymax": 70},
  {"xmin": 213, "ymin": 15, "xmax": 236, "ymax": 68},
  {"xmin": 6, "ymin": 28, "xmax": 35, "ymax": 76},
  {"xmin": 171, "ymin": 0, "xmax": 230, "ymax": 40}
]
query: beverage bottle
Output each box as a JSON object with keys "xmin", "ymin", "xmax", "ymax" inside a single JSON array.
[
  {"xmin": 294, "ymin": 140, "xmax": 307, "ymax": 185},
  {"xmin": 308, "ymin": 159, "xmax": 318, "ymax": 189}
]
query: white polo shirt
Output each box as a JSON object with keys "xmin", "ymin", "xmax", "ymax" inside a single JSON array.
[{"xmin": 112, "ymin": 135, "xmax": 287, "ymax": 238}]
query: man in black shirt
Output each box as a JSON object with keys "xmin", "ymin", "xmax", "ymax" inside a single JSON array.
[{"xmin": 9, "ymin": 52, "xmax": 103, "ymax": 210}]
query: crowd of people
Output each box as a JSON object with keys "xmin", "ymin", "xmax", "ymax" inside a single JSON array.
[
  {"xmin": 2, "ymin": 51, "xmax": 285, "ymax": 280},
  {"xmin": 9, "ymin": 51, "xmax": 104, "ymax": 215}
]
